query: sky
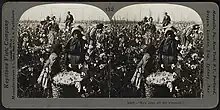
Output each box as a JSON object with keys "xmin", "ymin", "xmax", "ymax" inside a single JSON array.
[
  {"xmin": 20, "ymin": 3, "xmax": 202, "ymax": 23},
  {"xmin": 113, "ymin": 4, "xmax": 202, "ymax": 23},
  {"xmin": 20, "ymin": 4, "xmax": 110, "ymax": 21}
]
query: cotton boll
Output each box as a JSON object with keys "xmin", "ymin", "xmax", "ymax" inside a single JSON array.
[
  {"xmin": 188, "ymin": 43, "xmax": 192, "ymax": 49},
  {"xmin": 175, "ymin": 86, "xmax": 179, "ymax": 92},
  {"xmin": 84, "ymin": 44, "xmax": 89, "ymax": 48},
  {"xmin": 191, "ymin": 65, "xmax": 197, "ymax": 69},
  {"xmin": 99, "ymin": 53, "xmax": 105, "ymax": 58},
  {"xmin": 78, "ymin": 64, "xmax": 83, "ymax": 69},
  {"xmin": 172, "ymin": 72, "xmax": 177, "ymax": 78},
  {"xmin": 68, "ymin": 64, "xmax": 72, "ymax": 68},
  {"xmin": 81, "ymin": 72, "xmax": 86, "ymax": 77},
  {"xmin": 191, "ymin": 53, "xmax": 198, "ymax": 60},
  {"xmin": 82, "ymin": 36, "xmax": 86, "ymax": 40},
  {"xmin": 167, "ymin": 82, "xmax": 173, "ymax": 92},
  {"xmin": 83, "ymin": 86, "xmax": 87, "ymax": 92},
  {"xmin": 46, "ymin": 48, "xmax": 50, "ymax": 52},
  {"xmin": 180, "ymin": 50, "xmax": 185, "ymax": 55},
  {"xmin": 99, "ymin": 64, "xmax": 106, "ymax": 69},
  {"xmin": 85, "ymin": 55, "xmax": 89, "ymax": 60},
  {"xmin": 133, "ymin": 58, "xmax": 138, "ymax": 63},
  {"xmin": 161, "ymin": 64, "xmax": 164, "ymax": 68},
  {"xmin": 42, "ymin": 34, "xmax": 46, "ymax": 37},
  {"xmin": 175, "ymin": 36, "xmax": 179, "ymax": 40},
  {"xmin": 96, "ymin": 43, "xmax": 101, "ymax": 49},
  {"xmin": 89, "ymin": 45, "xmax": 93, "ymax": 49},
  {"xmin": 177, "ymin": 56, "xmax": 183, "ymax": 61},
  {"xmin": 40, "ymin": 58, "xmax": 44, "ymax": 63},
  {"xmin": 171, "ymin": 64, "xmax": 175, "ymax": 70},
  {"xmin": 39, "ymin": 38, "xmax": 44, "ymax": 43}
]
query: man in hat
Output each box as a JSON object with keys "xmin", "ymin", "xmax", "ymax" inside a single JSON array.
[
  {"xmin": 40, "ymin": 16, "xmax": 51, "ymax": 35},
  {"xmin": 48, "ymin": 16, "xmax": 59, "ymax": 32},
  {"xmin": 64, "ymin": 25, "xmax": 86, "ymax": 72},
  {"xmin": 65, "ymin": 11, "xmax": 74, "ymax": 30},
  {"xmin": 181, "ymin": 24, "xmax": 200, "ymax": 48},
  {"xmin": 47, "ymin": 16, "xmax": 60, "ymax": 45},
  {"xmin": 40, "ymin": 16, "xmax": 51, "ymax": 25},
  {"xmin": 87, "ymin": 23, "xmax": 104, "ymax": 46},
  {"xmin": 147, "ymin": 17, "xmax": 156, "ymax": 33},
  {"xmin": 159, "ymin": 27, "xmax": 178, "ymax": 72},
  {"xmin": 162, "ymin": 12, "xmax": 171, "ymax": 27},
  {"xmin": 143, "ymin": 17, "xmax": 157, "ymax": 45}
]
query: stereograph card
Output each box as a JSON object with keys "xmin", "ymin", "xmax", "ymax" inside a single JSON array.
[{"xmin": 1, "ymin": 2, "xmax": 219, "ymax": 109}]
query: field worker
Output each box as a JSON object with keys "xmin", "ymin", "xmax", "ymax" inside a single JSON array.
[
  {"xmin": 47, "ymin": 16, "xmax": 60, "ymax": 45},
  {"xmin": 41, "ymin": 16, "xmax": 51, "ymax": 25},
  {"xmin": 40, "ymin": 16, "xmax": 51, "ymax": 35},
  {"xmin": 181, "ymin": 24, "xmax": 200, "ymax": 48},
  {"xmin": 131, "ymin": 44, "xmax": 156, "ymax": 97},
  {"xmin": 65, "ymin": 11, "xmax": 74, "ymax": 30},
  {"xmin": 158, "ymin": 27, "xmax": 178, "ymax": 72},
  {"xmin": 90, "ymin": 23, "xmax": 104, "ymax": 38},
  {"xmin": 37, "ymin": 40, "xmax": 62, "ymax": 98},
  {"xmin": 64, "ymin": 25, "xmax": 86, "ymax": 72},
  {"xmin": 143, "ymin": 17, "xmax": 156, "ymax": 45},
  {"xmin": 87, "ymin": 23, "xmax": 104, "ymax": 46},
  {"xmin": 147, "ymin": 17, "xmax": 156, "ymax": 33},
  {"xmin": 162, "ymin": 12, "xmax": 171, "ymax": 27}
]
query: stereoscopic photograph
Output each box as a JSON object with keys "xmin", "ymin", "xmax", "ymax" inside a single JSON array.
[{"xmin": 17, "ymin": 3, "xmax": 204, "ymax": 98}]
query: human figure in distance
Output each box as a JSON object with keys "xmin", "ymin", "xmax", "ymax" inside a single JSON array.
[
  {"xmin": 162, "ymin": 12, "xmax": 171, "ymax": 27},
  {"xmin": 65, "ymin": 11, "xmax": 74, "ymax": 30}
]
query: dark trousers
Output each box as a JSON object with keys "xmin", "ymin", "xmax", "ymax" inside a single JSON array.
[
  {"xmin": 65, "ymin": 54, "xmax": 80, "ymax": 72},
  {"xmin": 162, "ymin": 55, "xmax": 176, "ymax": 72},
  {"xmin": 65, "ymin": 22, "xmax": 72, "ymax": 29}
]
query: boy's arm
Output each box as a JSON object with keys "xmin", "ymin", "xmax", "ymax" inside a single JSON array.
[
  {"xmin": 48, "ymin": 53, "xmax": 58, "ymax": 73},
  {"xmin": 141, "ymin": 53, "xmax": 150, "ymax": 68}
]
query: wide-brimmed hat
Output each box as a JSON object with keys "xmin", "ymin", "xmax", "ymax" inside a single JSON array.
[
  {"xmin": 165, "ymin": 27, "xmax": 175, "ymax": 36},
  {"xmin": 71, "ymin": 25, "xmax": 84, "ymax": 36}
]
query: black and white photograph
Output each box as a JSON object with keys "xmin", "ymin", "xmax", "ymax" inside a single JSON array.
[{"xmin": 17, "ymin": 3, "xmax": 204, "ymax": 98}]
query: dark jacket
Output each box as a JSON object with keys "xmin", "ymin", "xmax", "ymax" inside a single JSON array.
[
  {"xmin": 65, "ymin": 36, "xmax": 87, "ymax": 61},
  {"xmin": 147, "ymin": 23, "xmax": 156, "ymax": 34},
  {"xmin": 162, "ymin": 15, "xmax": 171, "ymax": 27},
  {"xmin": 65, "ymin": 14, "xmax": 74, "ymax": 23},
  {"xmin": 159, "ymin": 37, "xmax": 178, "ymax": 57}
]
